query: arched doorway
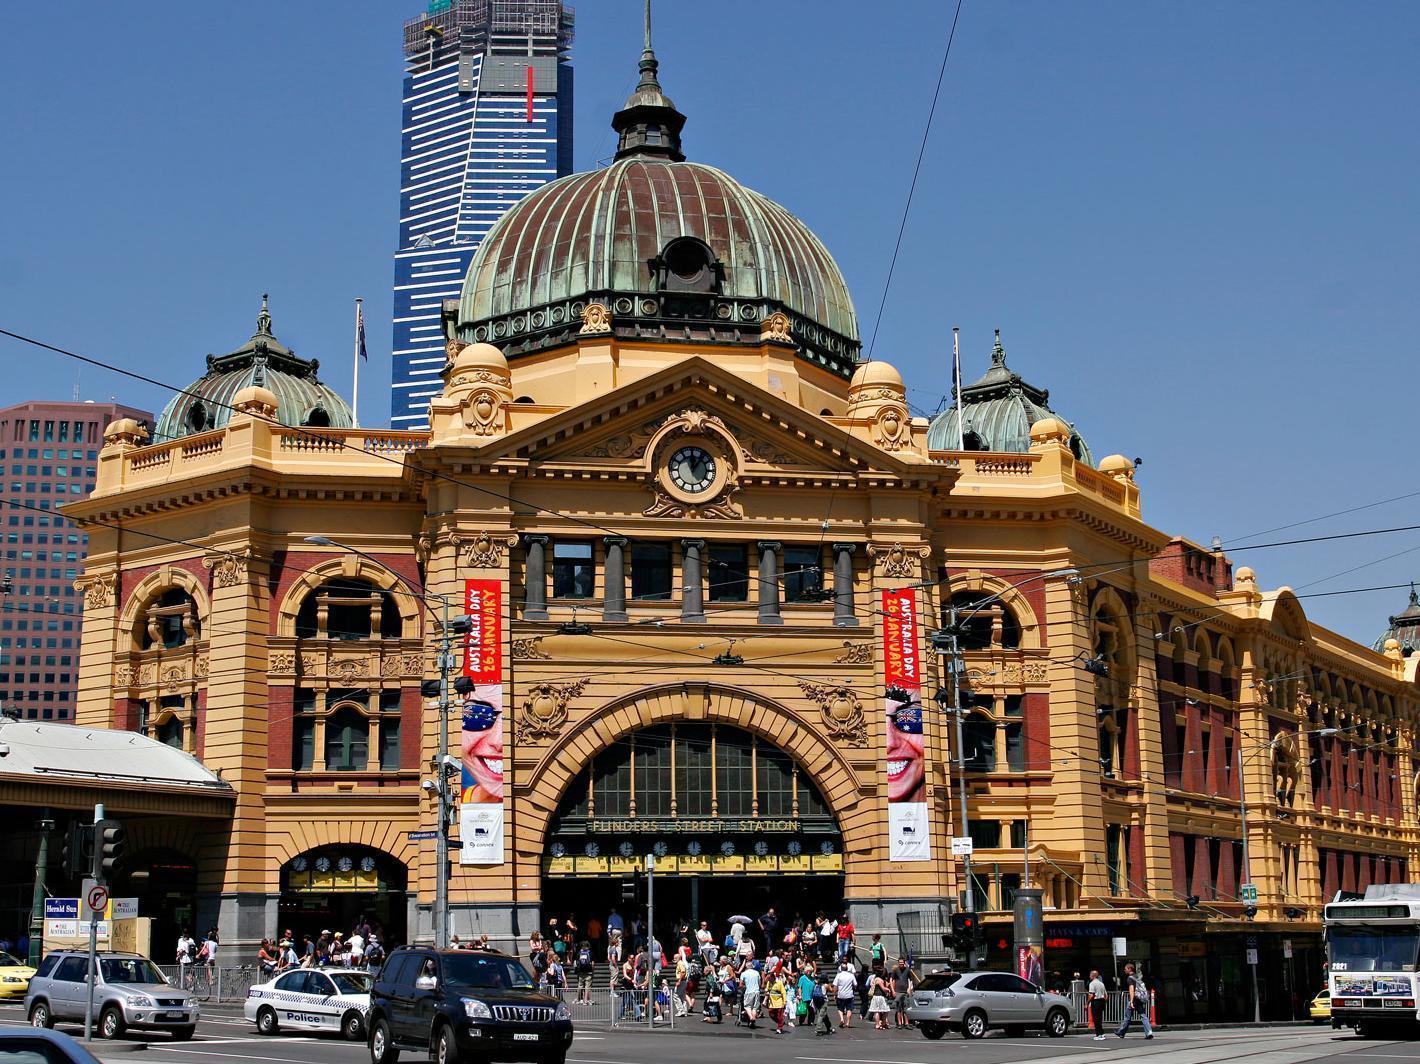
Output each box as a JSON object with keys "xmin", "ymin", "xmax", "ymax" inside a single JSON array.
[
  {"xmin": 279, "ymin": 846, "xmax": 407, "ymax": 948},
  {"xmin": 540, "ymin": 722, "xmax": 844, "ymax": 957}
]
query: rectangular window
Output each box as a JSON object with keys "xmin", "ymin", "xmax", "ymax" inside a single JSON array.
[
  {"xmin": 962, "ymin": 717, "xmax": 997, "ymax": 772},
  {"xmin": 633, "ymin": 727, "xmax": 671, "ymax": 816},
  {"xmin": 1005, "ymin": 723, "xmax": 1024, "ymax": 771},
  {"xmin": 1106, "ymin": 824, "xmax": 1124, "ymax": 895},
  {"xmin": 968, "ymin": 819, "xmax": 1001, "ymax": 848},
  {"xmin": 1009, "ymin": 819, "xmax": 1028, "ymax": 849},
  {"xmin": 674, "ymin": 727, "xmax": 713, "ymax": 816},
  {"xmin": 550, "ymin": 541, "xmax": 594, "ymax": 599},
  {"xmin": 783, "ymin": 546, "xmax": 824, "ymax": 603},
  {"xmin": 706, "ymin": 544, "xmax": 749, "ymax": 602},
  {"xmin": 379, "ymin": 717, "xmax": 402, "ymax": 771},
  {"xmin": 292, "ymin": 688, "xmax": 316, "ymax": 771},
  {"xmin": 630, "ymin": 541, "xmax": 672, "ymax": 601}
]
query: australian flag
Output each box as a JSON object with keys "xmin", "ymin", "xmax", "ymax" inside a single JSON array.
[{"xmin": 356, "ymin": 302, "xmax": 368, "ymax": 361}]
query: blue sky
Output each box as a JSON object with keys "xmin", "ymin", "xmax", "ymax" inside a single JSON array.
[{"xmin": 1, "ymin": 1, "xmax": 1417, "ymax": 644}]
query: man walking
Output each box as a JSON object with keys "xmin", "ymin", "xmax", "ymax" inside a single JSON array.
[
  {"xmin": 1115, "ymin": 963, "xmax": 1154, "ymax": 1040},
  {"xmin": 891, "ymin": 957, "xmax": 916, "ymax": 1029},
  {"xmin": 1087, "ymin": 969, "xmax": 1108, "ymax": 1040},
  {"xmin": 832, "ymin": 962, "xmax": 857, "ymax": 1028}
]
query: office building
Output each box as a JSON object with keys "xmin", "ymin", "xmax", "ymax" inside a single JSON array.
[
  {"xmin": 0, "ymin": 400, "xmax": 149, "ymax": 721},
  {"xmin": 391, "ymin": 0, "xmax": 575, "ymax": 428}
]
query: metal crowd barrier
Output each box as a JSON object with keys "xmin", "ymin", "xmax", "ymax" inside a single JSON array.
[
  {"xmin": 156, "ymin": 964, "xmax": 262, "ymax": 1004},
  {"xmin": 609, "ymin": 979, "xmax": 676, "ymax": 1028},
  {"xmin": 1067, "ymin": 990, "xmax": 1132, "ymax": 1027}
]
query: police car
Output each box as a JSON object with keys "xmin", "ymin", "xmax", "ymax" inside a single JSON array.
[{"xmin": 244, "ymin": 968, "xmax": 372, "ymax": 1040}]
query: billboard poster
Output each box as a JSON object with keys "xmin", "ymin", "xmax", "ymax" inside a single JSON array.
[
  {"xmin": 882, "ymin": 588, "xmax": 931, "ymax": 861},
  {"xmin": 460, "ymin": 579, "xmax": 504, "ymax": 865}
]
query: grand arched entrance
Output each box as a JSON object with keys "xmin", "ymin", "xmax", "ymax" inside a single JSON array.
[
  {"xmin": 541, "ymin": 722, "xmax": 844, "ymax": 953},
  {"xmin": 279, "ymin": 845, "xmax": 407, "ymax": 946}
]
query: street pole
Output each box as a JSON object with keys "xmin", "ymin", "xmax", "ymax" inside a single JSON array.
[
  {"xmin": 646, "ymin": 854, "xmax": 655, "ymax": 1030},
  {"xmin": 84, "ymin": 802, "xmax": 103, "ymax": 1043},
  {"xmin": 1238, "ymin": 741, "xmax": 1261, "ymax": 1023},
  {"xmin": 948, "ymin": 610, "xmax": 975, "ymax": 915},
  {"xmin": 436, "ymin": 592, "xmax": 452, "ymax": 949},
  {"xmin": 27, "ymin": 811, "xmax": 53, "ymax": 967}
]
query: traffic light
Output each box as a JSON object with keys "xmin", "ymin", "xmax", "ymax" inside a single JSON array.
[
  {"xmin": 949, "ymin": 910, "xmax": 980, "ymax": 953},
  {"xmin": 621, "ymin": 870, "xmax": 642, "ymax": 905},
  {"xmin": 62, "ymin": 822, "xmax": 93, "ymax": 879},
  {"xmin": 95, "ymin": 818, "xmax": 126, "ymax": 881}
]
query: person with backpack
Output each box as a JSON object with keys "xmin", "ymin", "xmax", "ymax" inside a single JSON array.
[
  {"xmin": 702, "ymin": 962, "xmax": 723, "ymax": 1023},
  {"xmin": 1115, "ymin": 963, "xmax": 1155, "ymax": 1040},
  {"xmin": 364, "ymin": 935, "xmax": 385, "ymax": 975},
  {"xmin": 574, "ymin": 940, "xmax": 595, "ymax": 1005}
]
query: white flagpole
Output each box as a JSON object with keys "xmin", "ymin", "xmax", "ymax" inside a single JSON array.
[
  {"xmin": 952, "ymin": 326, "xmax": 964, "ymax": 450},
  {"xmin": 352, "ymin": 298, "xmax": 363, "ymax": 429}
]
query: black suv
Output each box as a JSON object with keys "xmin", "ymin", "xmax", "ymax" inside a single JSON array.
[{"xmin": 367, "ymin": 947, "xmax": 572, "ymax": 1064}]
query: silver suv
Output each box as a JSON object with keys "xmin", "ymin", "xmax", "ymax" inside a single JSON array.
[
  {"xmin": 906, "ymin": 969, "xmax": 1072, "ymax": 1040},
  {"xmin": 26, "ymin": 951, "xmax": 199, "ymax": 1040}
]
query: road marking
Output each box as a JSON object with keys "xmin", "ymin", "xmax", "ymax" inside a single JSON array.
[{"xmin": 145, "ymin": 1050, "xmax": 323, "ymax": 1063}]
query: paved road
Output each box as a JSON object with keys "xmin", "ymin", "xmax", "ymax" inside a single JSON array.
[{"xmin": 7, "ymin": 1001, "xmax": 1420, "ymax": 1064}]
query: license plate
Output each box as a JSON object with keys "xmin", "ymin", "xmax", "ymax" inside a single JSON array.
[
  {"xmin": 513, "ymin": 1032, "xmax": 539, "ymax": 1041},
  {"xmin": 163, "ymin": 1012, "xmax": 185, "ymax": 1021}
]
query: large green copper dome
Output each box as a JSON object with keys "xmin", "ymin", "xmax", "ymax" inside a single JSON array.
[
  {"xmin": 454, "ymin": 25, "xmax": 858, "ymax": 377},
  {"xmin": 154, "ymin": 297, "xmax": 353, "ymax": 443}
]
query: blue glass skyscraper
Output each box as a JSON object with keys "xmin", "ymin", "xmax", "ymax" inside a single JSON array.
[{"xmin": 392, "ymin": 1, "xmax": 574, "ymax": 428}]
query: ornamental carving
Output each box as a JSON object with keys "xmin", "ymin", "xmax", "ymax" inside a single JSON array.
[
  {"xmin": 642, "ymin": 408, "xmax": 745, "ymax": 520},
  {"xmin": 512, "ymin": 636, "xmax": 552, "ymax": 660},
  {"xmin": 161, "ymin": 665, "xmax": 187, "ymax": 692},
  {"xmin": 114, "ymin": 666, "xmax": 134, "ymax": 688},
  {"xmin": 415, "ymin": 531, "xmax": 433, "ymax": 567},
  {"xmin": 516, "ymin": 677, "xmax": 589, "ymax": 742},
  {"xmin": 582, "ymin": 420, "xmax": 659, "ymax": 460},
  {"xmin": 873, "ymin": 405, "xmax": 911, "ymax": 452},
  {"xmin": 445, "ymin": 337, "xmax": 465, "ymax": 364},
  {"xmin": 138, "ymin": 664, "xmax": 157, "ymax": 687},
  {"xmin": 331, "ymin": 658, "xmax": 369, "ymax": 682},
  {"xmin": 300, "ymin": 652, "xmax": 321, "ymax": 673},
  {"xmin": 381, "ymin": 652, "xmax": 424, "ymax": 677},
  {"xmin": 798, "ymin": 680, "xmax": 867, "ymax": 746},
  {"xmin": 194, "ymin": 654, "xmax": 208, "ymax": 679},
  {"xmin": 270, "ymin": 651, "xmax": 296, "ymax": 674},
  {"xmin": 868, "ymin": 542, "xmax": 931, "ymax": 580},
  {"xmin": 202, "ymin": 548, "xmax": 251, "ymax": 588},
  {"xmin": 833, "ymin": 641, "xmax": 874, "ymax": 665},
  {"xmin": 965, "ymin": 668, "xmax": 991, "ymax": 691},
  {"xmin": 78, "ymin": 573, "xmax": 115, "ymax": 610},
  {"xmin": 998, "ymin": 660, "xmax": 1048, "ymax": 685},
  {"xmin": 580, "ymin": 302, "xmax": 612, "ymax": 335},
  {"xmin": 760, "ymin": 312, "xmax": 792, "ymax": 344},
  {"xmin": 456, "ymin": 532, "xmax": 519, "ymax": 570},
  {"xmin": 643, "ymin": 485, "xmax": 744, "ymax": 522},
  {"xmin": 460, "ymin": 389, "xmax": 504, "ymax": 436}
]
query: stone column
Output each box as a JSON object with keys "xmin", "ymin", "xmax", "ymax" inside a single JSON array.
[
  {"xmin": 757, "ymin": 541, "xmax": 782, "ymax": 625},
  {"xmin": 603, "ymin": 536, "xmax": 628, "ymax": 622},
  {"xmin": 832, "ymin": 543, "xmax": 858, "ymax": 627},
  {"xmin": 522, "ymin": 535, "xmax": 549, "ymax": 620},
  {"xmin": 681, "ymin": 539, "xmax": 706, "ymax": 623}
]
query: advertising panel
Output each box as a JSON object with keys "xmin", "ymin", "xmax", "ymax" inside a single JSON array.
[
  {"xmin": 882, "ymin": 588, "xmax": 931, "ymax": 861},
  {"xmin": 460, "ymin": 579, "xmax": 505, "ymax": 865}
]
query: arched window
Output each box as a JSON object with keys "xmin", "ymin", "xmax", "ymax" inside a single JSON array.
[
  {"xmin": 295, "ymin": 579, "xmax": 402, "ymax": 641},
  {"xmin": 325, "ymin": 706, "xmax": 369, "ymax": 771},
  {"xmin": 186, "ymin": 401, "xmax": 209, "ymax": 434},
  {"xmin": 157, "ymin": 716, "xmax": 184, "ymax": 750},
  {"xmin": 1091, "ymin": 593, "xmax": 1136, "ymax": 779},
  {"xmin": 138, "ymin": 588, "xmax": 200, "ymax": 650},
  {"xmin": 947, "ymin": 591, "xmax": 1022, "ymax": 650},
  {"xmin": 961, "ymin": 430, "xmax": 987, "ymax": 451}
]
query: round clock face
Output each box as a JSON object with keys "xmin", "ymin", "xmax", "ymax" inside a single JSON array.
[
  {"xmin": 337, "ymin": 856, "xmax": 354, "ymax": 872},
  {"xmin": 292, "ymin": 856, "xmax": 309, "ymax": 872},
  {"xmin": 359, "ymin": 856, "xmax": 377, "ymax": 873},
  {"xmin": 619, "ymin": 841, "xmax": 635, "ymax": 858},
  {"xmin": 314, "ymin": 856, "xmax": 331, "ymax": 873},
  {"xmin": 668, "ymin": 446, "xmax": 716, "ymax": 495}
]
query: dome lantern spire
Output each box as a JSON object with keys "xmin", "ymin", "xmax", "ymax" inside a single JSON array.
[{"xmin": 612, "ymin": 0, "xmax": 686, "ymax": 162}]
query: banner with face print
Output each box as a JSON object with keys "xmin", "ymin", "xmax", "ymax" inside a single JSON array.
[
  {"xmin": 460, "ymin": 580, "xmax": 504, "ymax": 865},
  {"xmin": 882, "ymin": 588, "xmax": 931, "ymax": 862}
]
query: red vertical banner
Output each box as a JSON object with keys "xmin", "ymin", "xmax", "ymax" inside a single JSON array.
[
  {"xmin": 460, "ymin": 579, "xmax": 504, "ymax": 865},
  {"xmin": 882, "ymin": 588, "xmax": 931, "ymax": 862},
  {"xmin": 526, "ymin": 65, "xmax": 535, "ymax": 123}
]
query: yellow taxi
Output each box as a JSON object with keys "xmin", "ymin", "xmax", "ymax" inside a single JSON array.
[
  {"xmin": 1309, "ymin": 987, "xmax": 1331, "ymax": 1023},
  {"xmin": 0, "ymin": 950, "xmax": 36, "ymax": 1000}
]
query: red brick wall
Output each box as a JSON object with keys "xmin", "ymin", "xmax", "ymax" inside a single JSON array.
[
  {"xmin": 113, "ymin": 697, "xmax": 139, "ymax": 732},
  {"xmin": 194, "ymin": 688, "xmax": 207, "ymax": 759},
  {"xmin": 400, "ymin": 686, "xmax": 422, "ymax": 771},
  {"xmin": 267, "ymin": 685, "xmax": 294, "ymax": 770}
]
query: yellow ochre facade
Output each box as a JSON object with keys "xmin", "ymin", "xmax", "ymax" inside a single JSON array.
[{"xmin": 62, "ymin": 36, "xmax": 1420, "ymax": 1023}]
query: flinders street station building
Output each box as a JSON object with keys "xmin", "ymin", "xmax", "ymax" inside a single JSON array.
[{"xmin": 6, "ymin": 36, "xmax": 1420, "ymax": 1026}]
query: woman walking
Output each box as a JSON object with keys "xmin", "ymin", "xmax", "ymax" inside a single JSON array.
[
  {"xmin": 767, "ymin": 971, "xmax": 789, "ymax": 1034},
  {"xmin": 869, "ymin": 970, "xmax": 892, "ymax": 1030}
]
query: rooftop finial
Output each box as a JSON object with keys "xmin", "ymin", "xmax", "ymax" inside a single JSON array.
[
  {"xmin": 256, "ymin": 293, "xmax": 272, "ymax": 337},
  {"xmin": 611, "ymin": 0, "xmax": 686, "ymax": 161},
  {"xmin": 1411, "ymin": 583, "xmax": 1418, "ymax": 607},
  {"xmin": 991, "ymin": 328, "xmax": 1006, "ymax": 366}
]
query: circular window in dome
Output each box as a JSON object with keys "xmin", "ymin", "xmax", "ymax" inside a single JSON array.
[
  {"xmin": 664, "ymin": 237, "xmax": 712, "ymax": 282},
  {"xmin": 186, "ymin": 401, "xmax": 208, "ymax": 434}
]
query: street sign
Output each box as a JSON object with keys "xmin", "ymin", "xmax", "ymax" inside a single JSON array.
[
  {"xmin": 110, "ymin": 898, "xmax": 138, "ymax": 920},
  {"xmin": 1246, "ymin": 934, "xmax": 1258, "ymax": 949},
  {"xmin": 1240, "ymin": 883, "xmax": 1258, "ymax": 904},
  {"xmin": 44, "ymin": 898, "xmax": 78, "ymax": 920},
  {"xmin": 1112, "ymin": 936, "xmax": 1128, "ymax": 958},
  {"xmin": 1246, "ymin": 948, "xmax": 1259, "ymax": 965},
  {"xmin": 1283, "ymin": 939, "xmax": 1293, "ymax": 959},
  {"xmin": 85, "ymin": 884, "xmax": 110, "ymax": 915},
  {"xmin": 407, "ymin": 830, "xmax": 439, "ymax": 841},
  {"xmin": 79, "ymin": 878, "xmax": 104, "ymax": 921},
  {"xmin": 951, "ymin": 836, "xmax": 974, "ymax": 857}
]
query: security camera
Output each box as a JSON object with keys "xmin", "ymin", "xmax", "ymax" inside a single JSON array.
[
  {"xmin": 0, "ymin": 743, "xmax": 9, "ymax": 758},
  {"xmin": 421, "ymin": 779, "xmax": 436, "ymax": 793},
  {"xmin": 440, "ymin": 754, "xmax": 461, "ymax": 775}
]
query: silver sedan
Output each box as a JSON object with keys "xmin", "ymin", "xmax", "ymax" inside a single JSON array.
[{"xmin": 906, "ymin": 970, "xmax": 1073, "ymax": 1040}]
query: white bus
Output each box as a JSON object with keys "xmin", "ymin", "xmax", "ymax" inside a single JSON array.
[{"xmin": 1325, "ymin": 885, "xmax": 1420, "ymax": 1037}]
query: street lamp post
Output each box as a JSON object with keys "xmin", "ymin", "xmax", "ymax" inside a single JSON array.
[
  {"xmin": 305, "ymin": 536, "xmax": 459, "ymax": 948},
  {"xmin": 931, "ymin": 567, "xmax": 1078, "ymax": 957}
]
